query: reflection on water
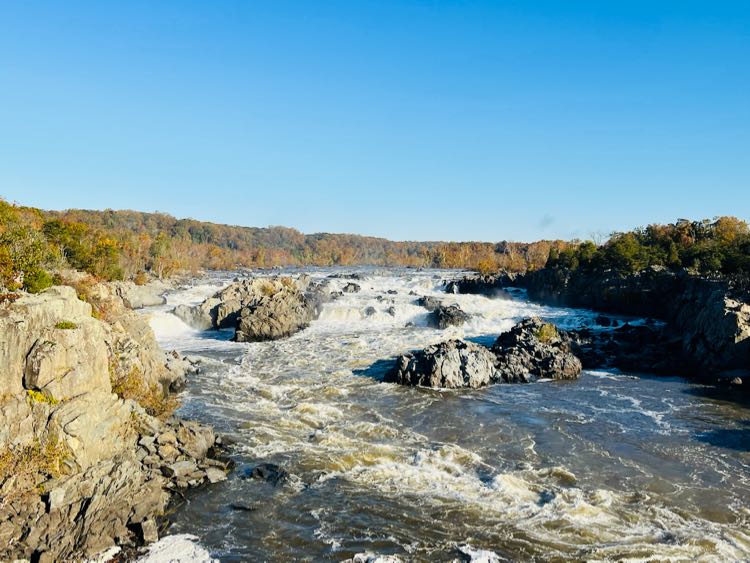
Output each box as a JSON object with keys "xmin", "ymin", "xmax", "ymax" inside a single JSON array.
[{"xmin": 145, "ymin": 269, "xmax": 750, "ymax": 561}]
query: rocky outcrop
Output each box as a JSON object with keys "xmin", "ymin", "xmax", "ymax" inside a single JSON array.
[
  {"xmin": 449, "ymin": 269, "xmax": 750, "ymax": 378},
  {"xmin": 445, "ymin": 273, "xmax": 519, "ymax": 296},
  {"xmin": 113, "ymin": 280, "xmax": 171, "ymax": 310},
  {"xmin": 235, "ymin": 285, "xmax": 314, "ymax": 342},
  {"xmin": 385, "ymin": 340, "xmax": 497, "ymax": 389},
  {"xmin": 385, "ymin": 319, "xmax": 582, "ymax": 389},
  {"xmin": 491, "ymin": 317, "xmax": 582, "ymax": 383},
  {"xmin": 671, "ymin": 278, "xmax": 750, "ymax": 373},
  {"xmin": 416, "ymin": 295, "xmax": 442, "ymax": 311},
  {"xmin": 417, "ymin": 296, "xmax": 470, "ymax": 329},
  {"xmin": 174, "ymin": 276, "xmax": 318, "ymax": 342},
  {"xmin": 85, "ymin": 282, "xmax": 189, "ymax": 392},
  {"xmin": 429, "ymin": 304, "xmax": 470, "ymax": 329},
  {"xmin": 0, "ymin": 285, "xmax": 226, "ymax": 561},
  {"xmin": 567, "ymin": 323, "xmax": 681, "ymax": 374}
]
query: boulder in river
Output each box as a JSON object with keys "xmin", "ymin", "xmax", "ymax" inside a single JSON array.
[
  {"xmin": 234, "ymin": 281, "xmax": 314, "ymax": 342},
  {"xmin": 417, "ymin": 295, "xmax": 442, "ymax": 311},
  {"xmin": 429, "ymin": 304, "xmax": 470, "ymax": 329},
  {"xmin": 385, "ymin": 339, "xmax": 497, "ymax": 389},
  {"xmin": 342, "ymin": 282, "xmax": 361, "ymax": 293},
  {"xmin": 417, "ymin": 296, "xmax": 470, "ymax": 329},
  {"xmin": 492, "ymin": 317, "xmax": 582, "ymax": 382},
  {"xmin": 174, "ymin": 277, "xmax": 316, "ymax": 342}
]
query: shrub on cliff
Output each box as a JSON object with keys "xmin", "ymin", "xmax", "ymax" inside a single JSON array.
[{"xmin": 23, "ymin": 268, "xmax": 54, "ymax": 293}]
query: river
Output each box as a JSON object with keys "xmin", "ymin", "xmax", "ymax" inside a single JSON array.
[{"xmin": 142, "ymin": 268, "xmax": 750, "ymax": 562}]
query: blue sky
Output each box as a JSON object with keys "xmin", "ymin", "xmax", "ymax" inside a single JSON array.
[{"xmin": 1, "ymin": 1, "xmax": 748, "ymax": 242}]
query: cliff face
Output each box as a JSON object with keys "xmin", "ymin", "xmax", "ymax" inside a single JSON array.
[
  {"xmin": 449, "ymin": 269, "xmax": 750, "ymax": 377},
  {"xmin": 0, "ymin": 285, "xmax": 225, "ymax": 561}
]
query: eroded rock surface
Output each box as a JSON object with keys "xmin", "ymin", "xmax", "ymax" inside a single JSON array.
[
  {"xmin": 417, "ymin": 296, "xmax": 470, "ymax": 329},
  {"xmin": 385, "ymin": 340, "xmax": 497, "ymax": 389},
  {"xmin": 174, "ymin": 276, "xmax": 320, "ymax": 342},
  {"xmin": 492, "ymin": 317, "xmax": 582, "ymax": 382},
  {"xmin": 385, "ymin": 318, "xmax": 582, "ymax": 389},
  {"xmin": 0, "ymin": 285, "xmax": 226, "ymax": 561}
]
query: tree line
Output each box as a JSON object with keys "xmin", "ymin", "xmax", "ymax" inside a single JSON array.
[
  {"xmin": 546, "ymin": 217, "xmax": 750, "ymax": 278},
  {"xmin": 1, "ymin": 200, "xmax": 565, "ymax": 291}
]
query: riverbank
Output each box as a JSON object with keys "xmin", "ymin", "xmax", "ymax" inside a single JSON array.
[{"xmin": 0, "ymin": 276, "xmax": 228, "ymax": 560}]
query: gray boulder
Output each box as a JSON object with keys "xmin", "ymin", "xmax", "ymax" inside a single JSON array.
[
  {"xmin": 234, "ymin": 282, "xmax": 313, "ymax": 342},
  {"xmin": 385, "ymin": 340, "xmax": 497, "ymax": 389},
  {"xmin": 417, "ymin": 295, "xmax": 442, "ymax": 311},
  {"xmin": 173, "ymin": 277, "xmax": 316, "ymax": 343},
  {"xmin": 417, "ymin": 296, "xmax": 470, "ymax": 329},
  {"xmin": 429, "ymin": 304, "xmax": 470, "ymax": 329},
  {"xmin": 114, "ymin": 281, "xmax": 169, "ymax": 310},
  {"xmin": 492, "ymin": 317, "xmax": 582, "ymax": 383}
]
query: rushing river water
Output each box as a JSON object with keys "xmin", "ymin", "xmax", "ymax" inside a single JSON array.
[{"xmin": 143, "ymin": 269, "xmax": 750, "ymax": 562}]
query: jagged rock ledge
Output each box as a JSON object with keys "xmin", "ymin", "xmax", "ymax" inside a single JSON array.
[
  {"xmin": 446, "ymin": 268, "xmax": 750, "ymax": 383},
  {"xmin": 174, "ymin": 275, "xmax": 334, "ymax": 342},
  {"xmin": 0, "ymin": 283, "xmax": 228, "ymax": 561},
  {"xmin": 385, "ymin": 317, "xmax": 582, "ymax": 389}
]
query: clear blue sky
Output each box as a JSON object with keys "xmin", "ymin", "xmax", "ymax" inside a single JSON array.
[{"xmin": 1, "ymin": 1, "xmax": 748, "ymax": 242}]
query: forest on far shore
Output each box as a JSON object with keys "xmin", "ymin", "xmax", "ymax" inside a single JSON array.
[
  {"xmin": 1, "ymin": 198, "xmax": 748, "ymax": 293},
  {"xmin": 0, "ymin": 200, "xmax": 565, "ymax": 291}
]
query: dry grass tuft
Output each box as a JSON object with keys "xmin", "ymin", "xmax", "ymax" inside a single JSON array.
[
  {"xmin": 258, "ymin": 279, "xmax": 278, "ymax": 297},
  {"xmin": 111, "ymin": 367, "xmax": 178, "ymax": 419},
  {"xmin": 0, "ymin": 438, "xmax": 70, "ymax": 505}
]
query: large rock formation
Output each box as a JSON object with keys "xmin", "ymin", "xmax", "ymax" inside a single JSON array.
[
  {"xmin": 385, "ymin": 340, "xmax": 498, "ymax": 389},
  {"xmin": 174, "ymin": 276, "xmax": 318, "ymax": 342},
  {"xmin": 0, "ymin": 285, "xmax": 226, "ymax": 561},
  {"xmin": 448, "ymin": 269, "xmax": 750, "ymax": 379},
  {"xmin": 112, "ymin": 279, "xmax": 171, "ymax": 310},
  {"xmin": 567, "ymin": 323, "xmax": 681, "ymax": 375},
  {"xmin": 491, "ymin": 317, "xmax": 582, "ymax": 382},
  {"xmin": 385, "ymin": 319, "xmax": 582, "ymax": 389},
  {"xmin": 235, "ymin": 284, "xmax": 314, "ymax": 342},
  {"xmin": 85, "ymin": 282, "xmax": 189, "ymax": 392}
]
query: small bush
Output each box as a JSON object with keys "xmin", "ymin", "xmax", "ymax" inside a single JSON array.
[
  {"xmin": 535, "ymin": 323, "xmax": 559, "ymax": 344},
  {"xmin": 476, "ymin": 258, "xmax": 498, "ymax": 275},
  {"xmin": 26, "ymin": 389, "xmax": 59, "ymax": 405},
  {"xmin": 23, "ymin": 268, "xmax": 54, "ymax": 293},
  {"xmin": 54, "ymin": 320, "xmax": 77, "ymax": 330},
  {"xmin": 138, "ymin": 385, "xmax": 179, "ymax": 419}
]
